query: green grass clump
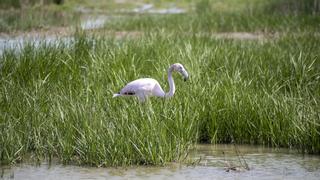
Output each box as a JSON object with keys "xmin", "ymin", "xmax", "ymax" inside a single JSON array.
[
  {"xmin": 0, "ymin": 31, "xmax": 319, "ymax": 166},
  {"xmin": 0, "ymin": 34, "xmax": 199, "ymax": 166},
  {"xmin": 105, "ymin": 0, "xmax": 320, "ymax": 33},
  {"xmin": 106, "ymin": 13, "xmax": 320, "ymax": 33},
  {"xmin": 265, "ymin": 0, "xmax": 320, "ymax": 15}
]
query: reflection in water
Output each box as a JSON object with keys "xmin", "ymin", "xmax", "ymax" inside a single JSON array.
[{"xmin": 1, "ymin": 144, "xmax": 320, "ymax": 180}]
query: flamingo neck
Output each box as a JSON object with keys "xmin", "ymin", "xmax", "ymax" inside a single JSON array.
[{"xmin": 165, "ymin": 68, "xmax": 175, "ymax": 98}]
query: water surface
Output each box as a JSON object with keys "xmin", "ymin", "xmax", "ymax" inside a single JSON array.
[{"xmin": 1, "ymin": 144, "xmax": 320, "ymax": 180}]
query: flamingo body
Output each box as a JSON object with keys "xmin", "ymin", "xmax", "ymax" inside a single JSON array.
[
  {"xmin": 113, "ymin": 63, "xmax": 189, "ymax": 102},
  {"xmin": 113, "ymin": 78, "xmax": 165, "ymax": 102}
]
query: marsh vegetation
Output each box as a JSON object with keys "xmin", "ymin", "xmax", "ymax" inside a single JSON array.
[{"xmin": 0, "ymin": 0, "xmax": 319, "ymax": 167}]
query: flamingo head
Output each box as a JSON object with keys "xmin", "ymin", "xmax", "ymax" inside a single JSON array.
[{"xmin": 171, "ymin": 63, "xmax": 189, "ymax": 81}]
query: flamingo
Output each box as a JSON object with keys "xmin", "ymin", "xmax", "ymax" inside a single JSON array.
[{"xmin": 113, "ymin": 63, "xmax": 189, "ymax": 102}]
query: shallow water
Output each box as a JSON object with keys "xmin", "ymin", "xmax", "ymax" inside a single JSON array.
[
  {"xmin": 81, "ymin": 16, "xmax": 109, "ymax": 30},
  {"xmin": 0, "ymin": 16, "xmax": 107, "ymax": 55},
  {"xmin": 1, "ymin": 144, "xmax": 320, "ymax": 180},
  {"xmin": 0, "ymin": 35, "xmax": 73, "ymax": 55},
  {"xmin": 130, "ymin": 3, "xmax": 185, "ymax": 14}
]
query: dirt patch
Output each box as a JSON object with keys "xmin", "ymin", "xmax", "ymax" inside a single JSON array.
[
  {"xmin": 212, "ymin": 32, "xmax": 266, "ymax": 40},
  {"xmin": 194, "ymin": 32, "xmax": 272, "ymax": 40},
  {"xmin": 85, "ymin": 29, "xmax": 143, "ymax": 39},
  {"xmin": 208, "ymin": 32, "xmax": 320, "ymax": 40},
  {"xmin": 192, "ymin": 32, "xmax": 278, "ymax": 41}
]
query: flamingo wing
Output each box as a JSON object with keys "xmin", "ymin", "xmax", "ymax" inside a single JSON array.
[{"xmin": 120, "ymin": 78, "xmax": 157, "ymax": 96}]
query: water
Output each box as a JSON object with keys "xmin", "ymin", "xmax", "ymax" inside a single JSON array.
[
  {"xmin": 1, "ymin": 144, "xmax": 320, "ymax": 180},
  {"xmin": 81, "ymin": 16, "xmax": 109, "ymax": 30},
  {"xmin": 0, "ymin": 16, "xmax": 106, "ymax": 55},
  {"xmin": 130, "ymin": 3, "xmax": 185, "ymax": 14},
  {"xmin": 133, "ymin": 4, "xmax": 154, "ymax": 13},
  {"xmin": 0, "ymin": 2, "xmax": 186, "ymax": 56},
  {"xmin": 0, "ymin": 35, "xmax": 73, "ymax": 55}
]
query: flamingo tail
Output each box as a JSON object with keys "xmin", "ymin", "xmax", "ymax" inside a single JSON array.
[{"xmin": 113, "ymin": 93, "xmax": 121, "ymax": 98}]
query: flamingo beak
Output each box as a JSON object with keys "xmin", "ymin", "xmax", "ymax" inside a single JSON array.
[{"xmin": 181, "ymin": 70, "xmax": 189, "ymax": 81}]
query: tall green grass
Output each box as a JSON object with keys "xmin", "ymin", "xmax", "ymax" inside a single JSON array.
[
  {"xmin": 106, "ymin": 13, "xmax": 320, "ymax": 33},
  {"xmin": 0, "ymin": 34, "xmax": 199, "ymax": 166},
  {"xmin": 0, "ymin": 31, "xmax": 319, "ymax": 166},
  {"xmin": 265, "ymin": 0, "xmax": 320, "ymax": 15},
  {"xmin": 105, "ymin": 0, "xmax": 320, "ymax": 33}
]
